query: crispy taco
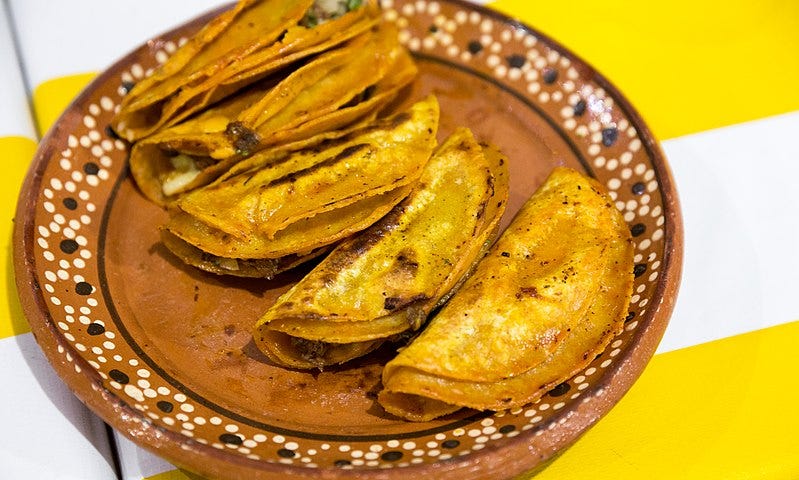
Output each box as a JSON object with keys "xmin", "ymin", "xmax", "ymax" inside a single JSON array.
[
  {"xmin": 253, "ymin": 127, "xmax": 510, "ymax": 369},
  {"xmin": 378, "ymin": 167, "xmax": 636, "ymax": 421}
]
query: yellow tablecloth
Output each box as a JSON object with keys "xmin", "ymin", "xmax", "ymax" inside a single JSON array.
[{"xmin": 4, "ymin": 1, "xmax": 798, "ymax": 478}]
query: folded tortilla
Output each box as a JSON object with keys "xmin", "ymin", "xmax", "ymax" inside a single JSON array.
[
  {"xmin": 161, "ymin": 96, "xmax": 439, "ymax": 278},
  {"xmin": 161, "ymin": 184, "xmax": 413, "ymax": 277},
  {"xmin": 379, "ymin": 167, "xmax": 635, "ymax": 421},
  {"xmin": 253, "ymin": 127, "xmax": 510, "ymax": 369},
  {"xmin": 113, "ymin": 0, "xmax": 381, "ymax": 141},
  {"xmin": 160, "ymin": 229, "xmax": 329, "ymax": 278},
  {"xmin": 129, "ymin": 21, "xmax": 416, "ymax": 205}
]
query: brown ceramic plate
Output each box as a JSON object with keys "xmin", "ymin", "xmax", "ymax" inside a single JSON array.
[{"xmin": 14, "ymin": 1, "xmax": 682, "ymax": 478}]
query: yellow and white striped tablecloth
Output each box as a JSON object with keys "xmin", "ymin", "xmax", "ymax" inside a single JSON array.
[
  {"xmin": 0, "ymin": 4, "xmax": 117, "ymax": 479},
  {"xmin": 4, "ymin": 1, "xmax": 798, "ymax": 478}
]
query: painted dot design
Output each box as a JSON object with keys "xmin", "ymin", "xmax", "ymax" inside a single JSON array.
[{"xmin": 27, "ymin": 0, "xmax": 671, "ymax": 472}]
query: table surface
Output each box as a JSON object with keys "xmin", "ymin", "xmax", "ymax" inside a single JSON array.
[{"xmin": 2, "ymin": 1, "xmax": 798, "ymax": 479}]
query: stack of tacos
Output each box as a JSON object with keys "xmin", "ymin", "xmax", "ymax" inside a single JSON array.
[{"xmin": 161, "ymin": 97, "xmax": 440, "ymax": 279}]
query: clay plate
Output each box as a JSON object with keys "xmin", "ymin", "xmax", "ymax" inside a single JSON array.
[{"xmin": 13, "ymin": 1, "xmax": 683, "ymax": 478}]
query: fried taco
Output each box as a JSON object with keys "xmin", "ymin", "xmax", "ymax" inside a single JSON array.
[
  {"xmin": 253, "ymin": 127, "xmax": 510, "ymax": 369},
  {"xmin": 161, "ymin": 96, "xmax": 440, "ymax": 278},
  {"xmin": 129, "ymin": 21, "xmax": 416, "ymax": 205},
  {"xmin": 113, "ymin": 0, "xmax": 381, "ymax": 141},
  {"xmin": 378, "ymin": 167, "xmax": 636, "ymax": 421}
]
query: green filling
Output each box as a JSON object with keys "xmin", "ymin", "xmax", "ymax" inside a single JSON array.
[{"xmin": 300, "ymin": 0, "xmax": 363, "ymax": 28}]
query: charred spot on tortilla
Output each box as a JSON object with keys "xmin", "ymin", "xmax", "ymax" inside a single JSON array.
[
  {"xmin": 332, "ymin": 143, "xmax": 371, "ymax": 162},
  {"xmin": 394, "ymin": 250, "xmax": 420, "ymax": 272},
  {"xmin": 516, "ymin": 286, "xmax": 539, "ymax": 299},
  {"xmin": 343, "ymin": 84, "xmax": 377, "ymax": 108},
  {"xmin": 390, "ymin": 112, "xmax": 412, "ymax": 129},
  {"xmin": 383, "ymin": 294, "xmax": 428, "ymax": 312},
  {"xmin": 225, "ymin": 121, "xmax": 261, "ymax": 156}
]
